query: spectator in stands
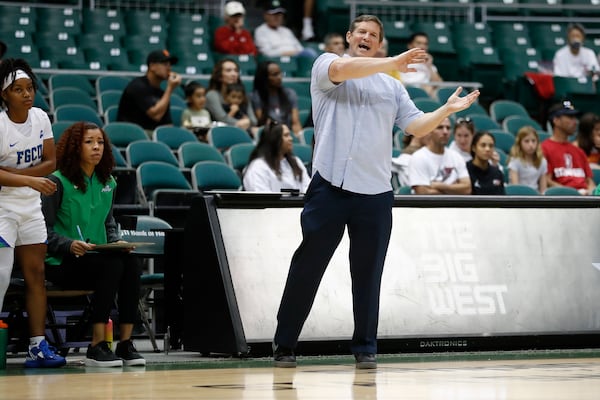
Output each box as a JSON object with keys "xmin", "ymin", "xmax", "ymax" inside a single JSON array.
[
  {"xmin": 391, "ymin": 133, "xmax": 426, "ymax": 187},
  {"xmin": 117, "ymin": 49, "xmax": 182, "ymax": 135},
  {"xmin": 553, "ymin": 23, "xmax": 600, "ymax": 80},
  {"xmin": 449, "ymin": 117, "xmax": 502, "ymax": 168},
  {"xmin": 254, "ymin": 1, "xmax": 318, "ymax": 59},
  {"xmin": 542, "ymin": 100, "xmax": 596, "ymax": 194},
  {"xmin": 0, "ymin": 58, "xmax": 65, "ymax": 369},
  {"xmin": 323, "ymin": 32, "xmax": 345, "ymax": 56},
  {"xmin": 507, "ymin": 126, "xmax": 548, "ymax": 193},
  {"xmin": 243, "ymin": 120, "xmax": 310, "ymax": 192},
  {"xmin": 251, "ymin": 60, "xmax": 302, "ymax": 137},
  {"xmin": 206, "ymin": 58, "xmax": 257, "ymax": 131},
  {"xmin": 213, "ymin": 1, "xmax": 257, "ymax": 56},
  {"xmin": 467, "ymin": 131, "xmax": 505, "ymax": 195},
  {"xmin": 399, "ymin": 32, "xmax": 443, "ymax": 97},
  {"xmin": 408, "ymin": 117, "xmax": 471, "ymax": 194},
  {"xmin": 449, "ymin": 117, "xmax": 474, "ymax": 161},
  {"xmin": 221, "ymin": 82, "xmax": 256, "ymax": 137},
  {"xmin": 42, "ymin": 122, "xmax": 145, "ymax": 368},
  {"xmin": 573, "ymin": 112, "xmax": 600, "ymax": 168},
  {"xmin": 181, "ymin": 81, "xmax": 212, "ymax": 141}
]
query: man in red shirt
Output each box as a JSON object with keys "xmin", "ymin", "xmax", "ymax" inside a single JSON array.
[
  {"xmin": 541, "ymin": 100, "xmax": 596, "ymax": 194},
  {"xmin": 213, "ymin": 1, "xmax": 257, "ymax": 56}
]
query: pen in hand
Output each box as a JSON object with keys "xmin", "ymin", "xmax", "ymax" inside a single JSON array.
[
  {"xmin": 74, "ymin": 225, "xmax": 91, "ymax": 258},
  {"xmin": 76, "ymin": 225, "xmax": 84, "ymax": 241}
]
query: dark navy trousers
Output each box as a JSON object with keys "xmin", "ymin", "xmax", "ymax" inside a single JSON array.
[{"xmin": 274, "ymin": 172, "xmax": 394, "ymax": 354}]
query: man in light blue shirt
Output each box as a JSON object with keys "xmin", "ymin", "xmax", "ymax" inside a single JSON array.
[{"xmin": 273, "ymin": 14, "xmax": 480, "ymax": 369}]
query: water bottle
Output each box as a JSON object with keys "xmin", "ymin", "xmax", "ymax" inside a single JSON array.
[
  {"xmin": 0, "ymin": 320, "xmax": 8, "ymax": 369},
  {"xmin": 105, "ymin": 318, "xmax": 113, "ymax": 350}
]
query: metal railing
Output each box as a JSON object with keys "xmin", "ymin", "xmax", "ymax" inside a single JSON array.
[{"xmin": 346, "ymin": 1, "xmax": 600, "ymax": 30}]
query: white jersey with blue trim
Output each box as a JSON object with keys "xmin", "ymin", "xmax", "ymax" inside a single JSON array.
[{"xmin": 0, "ymin": 107, "xmax": 53, "ymax": 204}]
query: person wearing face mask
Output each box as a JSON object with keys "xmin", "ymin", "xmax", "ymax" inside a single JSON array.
[{"xmin": 553, "ymin": 23, "xmax": 600, "ymax": 80}]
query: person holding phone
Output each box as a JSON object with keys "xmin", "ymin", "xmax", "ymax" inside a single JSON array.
[{"xmin": 117, "ymin": 49, "xmax": 182, "ymax": 136}]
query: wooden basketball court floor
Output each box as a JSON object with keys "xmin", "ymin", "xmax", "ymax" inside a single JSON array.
[{"xmin": 2, "ymin": 349, "xmax": 600, "ymax": 399}]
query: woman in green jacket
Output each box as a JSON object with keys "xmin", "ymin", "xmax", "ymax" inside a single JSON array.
[{"xmin": 42, "ymin": 121, "xmax": 144, "ymax": 368}]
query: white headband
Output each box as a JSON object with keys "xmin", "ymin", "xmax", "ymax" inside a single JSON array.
[{"xmin": 2, "ymin": 69, "xmax": 30, "ymax": 91}]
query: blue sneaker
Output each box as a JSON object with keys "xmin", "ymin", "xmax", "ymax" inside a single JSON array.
[{"xmin": 24, "ymin": 340, "xmax": 67, "ymax": 368}]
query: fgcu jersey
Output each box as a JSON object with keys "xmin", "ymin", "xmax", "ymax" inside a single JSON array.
[{"xmin": 0, "ymin": 107, "xmax": 53, "ymax": 203}]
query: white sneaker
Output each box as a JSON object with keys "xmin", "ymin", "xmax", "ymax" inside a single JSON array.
[{"xmin": 302, "ymin": 25, "xmax": 315, "ymax": 41}]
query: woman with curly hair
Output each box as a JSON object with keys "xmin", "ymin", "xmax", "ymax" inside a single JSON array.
[
  {"xmin": 42, "ymin": 122, "xmax": 144, "ymax": 368},
  {"xmin": 0, "ymin": 58, "xmax": 65, "ymax": 368},
  {"xmin": 243, "ymin": 120, "xmax": 309, "ymax": 192}
]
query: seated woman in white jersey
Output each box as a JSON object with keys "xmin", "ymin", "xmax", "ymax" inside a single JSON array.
[
  {"xmin": 0, "ymin": 58, "xmax": 65, "ymax": 368},
  {"xmin": 243, "ymin": 120, "xmax": 310, "ymax": 193}
]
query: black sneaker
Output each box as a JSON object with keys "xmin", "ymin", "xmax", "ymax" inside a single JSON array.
[
  {"xmin": 354, "ymin": 353, "xmax": 377, "ymax": 369},
  {"xmin": 273, "ymin": 343, "xmax": 296, "ymax": 368},
  {"xmin": 115, "ymin": 339, "xmax": 146, "ymax": 366},
  {"xmin": 85, "ymin": 341, "xmax": 123, "ymax": 367}
]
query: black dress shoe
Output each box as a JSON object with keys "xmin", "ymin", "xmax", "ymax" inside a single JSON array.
[
  {"xmin": 273, "ymin": 343, "xmax": 297, "ymax": 368},
  {"xmin": 354, "ymin": 353, "xmax": 377, "ymax": 369}
]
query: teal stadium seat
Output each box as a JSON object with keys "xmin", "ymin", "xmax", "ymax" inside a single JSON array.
[
  {"xmin": 552, "ymin": 77, "xmax": 597, "ymax": 114},
  {"xmin": 34, "ymin": 93, "xmax": 50, "ymax": 113},
  {"xmin": 136, "ymin": 161, "xmax": 194, "ymax": 206},
  {"xmin": 126, "ymin": 141, "xmax": 179, "ymax": 168},
  {"xmin": 284, "ymin": 81, "xmax": 311, "ymax": 98},
  {"xmin": 489, "ymin": 100, "xmax": 531, "ymax": 124},
  {"xmin": 224, "ymin": 143, "xmax": 255, "ymax": 174},
  {"xmin": 98, "ymin": 90, "xmax": 122, "ymax": 114},
  {"xmin": 302, "ymin": 127, "xmax": 314, "ymax": 146},
  {"xmin": 170, "ymin": 106, "xmax": 185, "ymax": 128},
  {"xmin": 52, "ymin": 121, "xmax": 77, "ymax": 143},
  {"xmin": 177, "ymin": 142, "xmax": 226, "ymax": 170},
  {"xmin": 50, "ymin": 88, "xmax": 97, "ymax": 113},
  {"xmin": 48, "ymin": 74, "xmax": 96, "ymax": 96},
  {"xmin": 489, "ymin": 129, "xmax": 516, "ymax": 154},
  {"xmin": 505, "ymin": 184, "xmax": 540, "ymax": 195},
  {"xmin": 104, "ymin": 105, "xmax": 119, "ymax": 124},
  {"xmin": 54, "ymin": 105, "xmax": 103, "ymax": 126},
  {"xmin": 208, "ymin": 126, "xmax": 253, "ymax": 152},
  {"xmin": 96, "ymin": 76, "xmax": 131, "ymax": 94},
  {"xmin": 544, "ymin": 186, "xmax": 582, "ymax": 196},
  {"xmin": 467, "ymin": 114, "xmax": 502, "ymax": 131},
  {"xmin": 152, "ymin": 126, "xmax": 198, "ymax": 151},
  {"xmin": 293, "ymin": 144, "xmax": 313, "ymax": 168},
  {"xmin": 191, "ymin": 161, "xmax": 242, "ymax": 192},
  {"xmin": 503, "ymin": 115, "xmax": 545, "ymax": 136},
  {"xmin": 82, "ymin": 8, "xmax": 126, "ymax": 35},
  {"xmin": 104, "ymin": 122, "xmax": 149, "ymax": 150}
]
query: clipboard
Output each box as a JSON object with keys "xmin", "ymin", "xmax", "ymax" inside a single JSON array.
[{"xmin": 93, "ymin": 242, "xmax": 156, "ymax": 251}]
